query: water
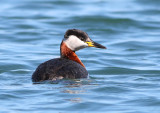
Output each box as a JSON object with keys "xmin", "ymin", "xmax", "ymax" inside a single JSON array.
[{"xmin": 0, "ymin": 0, "xmax": 160, "ymax": 113}]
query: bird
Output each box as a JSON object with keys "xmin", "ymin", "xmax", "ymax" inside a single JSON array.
[{"xmin": 32, "ymin": 29, "xmax": 106, "ymax": 82}]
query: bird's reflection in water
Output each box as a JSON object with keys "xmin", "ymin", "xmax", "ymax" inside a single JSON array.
[
  {"xmin": 61, "ymin": 79, "xmax": 88, "ymax": 94},
  {"xmin": 58, "ymin": 79, "xmax": 96, "ymax": 103},
  {"xmin": 64, "ymin": 98, "xmax": 82, "ymax": 103},
  {"xmin": 34, "ymin": 78, "xmax": 98, "ymax": 103},
  {"xmin": 61, "ymin": 83, "xmax": 85, "ymax": 103}
]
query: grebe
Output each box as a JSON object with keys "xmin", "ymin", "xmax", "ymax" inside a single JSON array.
[{"xmin": 32, "ymin": 29, "xmax": 106, "ymax": 82}]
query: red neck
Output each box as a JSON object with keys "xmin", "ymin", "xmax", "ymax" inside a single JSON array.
[{"xmin": 60, "ymin": 41, "xmax": 85, "ymax": 68}]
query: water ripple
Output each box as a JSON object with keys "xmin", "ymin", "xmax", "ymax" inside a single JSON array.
[{"xmin": 0, "ymin": 0, "xmax": 160, "ymax": 113}]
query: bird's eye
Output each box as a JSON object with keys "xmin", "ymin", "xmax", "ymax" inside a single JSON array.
[{"xmin": 79, "ymin": 37, "xmax": 84, "ymax": 41}]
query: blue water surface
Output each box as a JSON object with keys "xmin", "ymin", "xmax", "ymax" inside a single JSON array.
[{"xmin": 0, "ymin": 0, "xmax": 160, "ymax": 113}]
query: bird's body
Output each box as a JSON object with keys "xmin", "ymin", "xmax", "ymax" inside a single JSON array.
[
  {"xmin": 32, "ymin": 29, "xmax": 106, "ymax": 82},
  {"xmin": 32, "ymin": 58, "xmax": 88, "ymax": 82}
]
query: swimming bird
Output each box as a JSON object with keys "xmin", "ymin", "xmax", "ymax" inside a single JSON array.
[{"xmin": 32, "ymin": 29, "xmax": 106, "ymax": 82}]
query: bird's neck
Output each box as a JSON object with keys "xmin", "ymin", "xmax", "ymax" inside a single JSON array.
[{"xmin": 60, "ymin": 41, "xmax": 85, "ymax": 68}]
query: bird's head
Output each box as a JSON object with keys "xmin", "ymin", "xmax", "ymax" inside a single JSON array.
[{"xmin": 63, "ymin": 29, "xmax": 106, "ymax": 51}]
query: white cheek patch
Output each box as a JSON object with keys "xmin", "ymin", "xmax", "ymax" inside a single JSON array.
[{"xmin": 64, "ymin": 35, "xmax": 88, "ymax": 51}]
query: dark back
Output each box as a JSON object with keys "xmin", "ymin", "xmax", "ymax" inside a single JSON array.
[{"xmin": 32, "ymin": 58, "xmax": 88, "ymax": 82}]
